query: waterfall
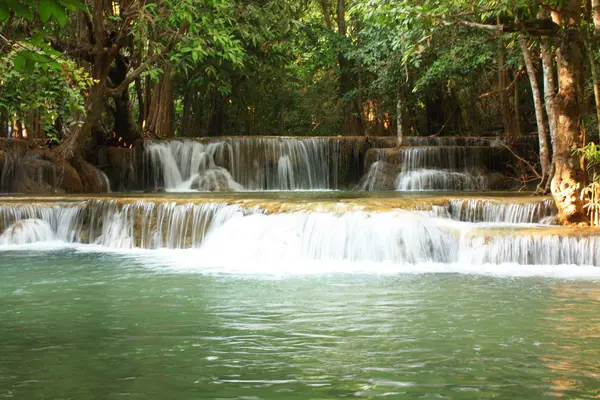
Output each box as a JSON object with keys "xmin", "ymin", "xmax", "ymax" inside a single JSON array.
[
  {"xmin": 398, "ymin": 147, "xmax": 493, "ymax": 171},
  {"xmin": 144, "ymin": 137, "xmax": 364, "ymax": 191},
  {"xmin": 0, "ymin": 150, "xmax": 21, "ymax": 192},
  {"xmin": 462, "ymin": 235, "xmax": 600, "ymax": 266},
  {"xmin": 0, "ymin": 203, "xmax": 85, "ymax": 242},
  {"xmin": 402, "ymin": 137, "xmax": 496, "ymax": 146},
  {"xmin": 448, "ymin": 199, "xmax": 557, "ymax": 223},
  {"xmin": 396, "ymin": 169, "xmax": 489, "ymax": 191},
  {"xmin": 0, "ymin": 219, "xmax": 56, "ymax": 244},
  {"xmin": 1, "ymin": 196, "xmax": 596, "ymax": 267},
  {"xmin": 361, "ymin": 140, "xmax": 510, "ymax": 192}
]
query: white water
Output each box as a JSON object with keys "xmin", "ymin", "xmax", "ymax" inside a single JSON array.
[
  {"xmin": 1, "ymin": 197, "xmax": 597, "ymax": 276},
  {"xmin": 0, "ymin": 219, "xmax": 56, "ymax": 244},
  {"xmin": 144, "ymin": 137, "xmax": 354, "ymax": 191},
  {"xmin": 396, "ymin": 169, "xmax": 489, "ymax": 191},
  {"xmin": 448, "ymin": 199, "xmax": 557, "ymax": 223},
  {"xmin": 361, "ymin": 138, "xmax": 509, "ymax": 192},
  {"xmin": 144, "ymin": 141, "xmax": 242, "ymax": 191}
]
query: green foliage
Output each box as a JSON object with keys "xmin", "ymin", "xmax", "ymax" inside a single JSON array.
[
  {"xmin": 0, "ymin": 47, "xmax": 93, "ymax": 140},
  {"xmin": 0, "ymin": 0, "xmax": 81, "ymax": 24},
  {"xmin": 579, "ymin": 142, "xmax": 600, "ymax": 175},
  {"xmin": 1, "ymin": 0, "xmax": 584, "ymax": 140}
]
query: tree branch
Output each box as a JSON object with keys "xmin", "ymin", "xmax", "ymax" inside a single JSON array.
[
  {"xmin": 455, "ymin": 18, "xmax": 559, "ymax": 36},
  {"xmin": 479, "ymin": 67, "xmax": 525, "ymax": 98},
  {"xmin": 105, "ymin": 54, "xmax": 159, "ymax": 97}
]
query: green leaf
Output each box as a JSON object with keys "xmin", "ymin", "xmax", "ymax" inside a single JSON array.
[
  {"xmin": 50, "ymin": 61, "xmax": 62, "ymax": 71},
  {"xmin": 10, "ymin": 1, "xmax": 33, "ymax": 20},
  {"xmin": 39, "ymin": 0, "xmax": 53, "ymax": 22},
  {"xmin": 13, "ymin": 53, "xmax": 25, "ymax": 70},
  {"xmin": 23, "ymin": 57, "xmax": 35, "ymax": 74},
  {"xmin": 54, "ymin": 6, "xmax": 67, "ymax": 25},
  {"xmin": 60, "ymin": 0, "xmax": 82, "ymax": 11},
  {"xmin": 0, "ymin": 2, "xmax": 10, "ymax": 21}
]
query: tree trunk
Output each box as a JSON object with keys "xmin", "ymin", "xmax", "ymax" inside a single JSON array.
[
  {"xmin": 396, "ymin": 89, "xmax": 404, "ymax": 146},
  {"xmin": 109, "ymin": 55, "xmax": 140, "ymax": 144},
  {"xmin": 585, "ymin": 37, "xmax": 600, "ymax": 138},
  {"xmin": 539, "ymin": 9, "xmax": 558, "ymax": 193},
  {"xmin": 588, "ymin": 0, "xmax": 600, "ymax": 136},
  {"xmin": 498, "ymin": 26, "xmax": 514, "ymax": 137},
  {"xmin": 594, "ymin": 0, "xmax": 600, "ymax": 35},
  {"xmin": 519, "ymin": 35, "xmax": 552, "ymax": 191},
  {"xmin": 56, "ymin": 55, "xmax": 113, "ymax": 160},
  {"xmin": 551, "ymin": 0, "xmax": 588, "ymax": 224},
  {"xmin": 146, "ymin": 69, "xmax": 174, "ymax": 137}
]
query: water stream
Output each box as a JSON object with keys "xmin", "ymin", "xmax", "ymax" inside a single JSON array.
[{"xmin": 144, "ymin": 137, "xmax": 363, "ymax": 191}]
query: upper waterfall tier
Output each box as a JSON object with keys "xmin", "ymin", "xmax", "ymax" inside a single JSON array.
[
  {"xmin": 402, "ymin": 137, "xmax": 498, "ymax": 146},
  {"xmin": 143, "ymin": 137, "xmax": 366, "ymax": 191},
  {"xmin": 3, "ymin": 194, "xmax": 597, "ymax": 268},
  {"xmin": 360, "ymin": 145, "xmax": 512, "ymax": 191},
  {"xmin": 365, "ymin": 146, "xmax": 509, "ymax": 172}
]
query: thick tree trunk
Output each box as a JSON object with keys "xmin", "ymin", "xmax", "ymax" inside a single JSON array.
[
  {"xmin": 519, "ymin": 35, "xmax": 552, "ymax": 191},
  {"xmin": 112, "ymin": 94, "xmax": 139, "ymax": 145},
  {"xmin": 594, "ymin": 0, "xmax": 600, "ymax": 35},
  {"xmin": 146, "ymin": 69, "xmax": 174, "ymax": 137},
  {"xmin": 551, "ymin": 1, "xmax": 588, "ymax": 224},
  {"xmin": 109, "ymin": 55, "xmax": 140, "ymax": 144}
]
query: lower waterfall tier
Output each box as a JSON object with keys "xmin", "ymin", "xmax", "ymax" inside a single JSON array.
[{"xmin": 0, "ymin": 194, "xmax": 593, "ymax": 268}]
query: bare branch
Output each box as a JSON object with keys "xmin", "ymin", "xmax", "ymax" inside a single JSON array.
[
  {"xmin": 479, "ymin": 67, "xmax": 525, "ymax": 98},
  {"xmin": 455, "ymin": 18, "xmax": 559, "ymax": 36}
]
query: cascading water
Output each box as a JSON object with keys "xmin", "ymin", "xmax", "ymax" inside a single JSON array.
[
  {"xmin": 402, "ymin": 137, "xmax": 497, "ymax": 147},
  {"xmin": 144, "ymin": 140, "xmax": 242, "ymax": 192},
  {"xmin": 1, "ymin": 196, "xmax": 598, "ymax": 268},
  {"xmin": 144, "ymin": 137, "xmax": 363, "ymax": 191},
  {"xmin": 361, "ymin": 138, "xmax": 510, "ymax": 191},
  {"xmin": 394, "ymin": 146, "xmax": 495, "ymax": 191},
  {"xmin": 396, "ymin": 169, "xmax": 488, "ymax": 191},
  {"xmin": 0, "ymin": 219, "xmax": 56, "ymax": 244},
  {"xmin": 448, "ymin": 198, "xmax": 557, "ymax": 224}
]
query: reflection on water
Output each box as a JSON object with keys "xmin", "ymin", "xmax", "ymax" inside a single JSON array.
[{"xmin": 541, "ymin": 284, "xmax": 600, "ymax": 398}]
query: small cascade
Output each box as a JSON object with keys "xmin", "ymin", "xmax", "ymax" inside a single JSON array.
[
  {"xmin": 358, "ymin": 161, "xmax": 399, "ymax": 191},
  {"xmin": 144, "ymin": 137, "xmax": 365, "ymax": 191},
  {"xmin": 85, "ymin": 200, "xmax": 246, "ymax": 249},
  {"xmin": 448, "ymin": 199, "xmax": 557, "ymax": 224},
  {"xmin": 399, "ymin": 146, "xmax": 493, "ymax": 171},
  {"xmin": 396, "ymin": 169, "xmax": 488, "ymax": 191},
  {"xmin": 0, "ymin": 219, "xmax": 56, "ymax": 245},
  {"xmin": 462, "ymin": 235, "xmax": 600, "ymax": 266},
  {"xmin": 403, "ymin": 137, "xmax": 496, "ymax": 147},
  {"xmin": 0, "ymin": 151, "xmax": 21, "ymax": 192},
  {"xmin": 361, "ymin": 138, "xmax": 510, "ymax": 192},
  {"xmin": 0, "ymin": 203, "xmax": 85, "ymax": 242},
  {"xmin": 145, "ymin": 140, "xmax": 240, "ymax": 191}
]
